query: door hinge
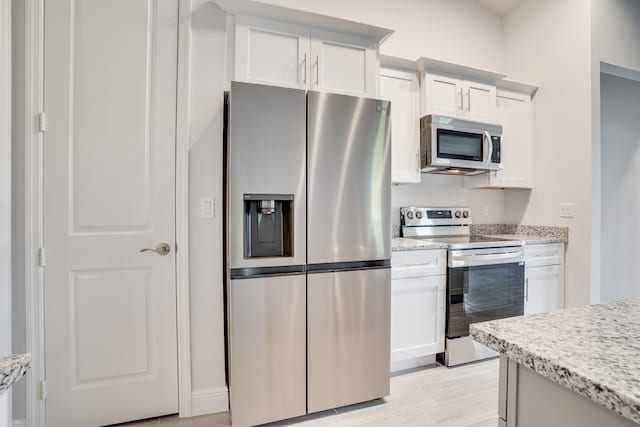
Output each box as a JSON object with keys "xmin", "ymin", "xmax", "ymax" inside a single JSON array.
[
  {"xmin": 39, "ymin": 380, "xmax": 47, "ymax": 400},
  {"xmin": 38, "ymin": 112, "xmax": 47, "ymax": 133},
  {"xmin": 38, "ymin": 247, "xmax": 47, "ymax": 267}
]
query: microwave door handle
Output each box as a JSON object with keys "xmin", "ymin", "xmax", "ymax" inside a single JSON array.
[{"xmin": 484, "ymin": 131, "xmax": 493, "ymax": 165}]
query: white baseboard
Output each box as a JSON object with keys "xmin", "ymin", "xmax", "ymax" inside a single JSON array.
[
  {"xmin": 12, "ymin": 419, "xmax": 26, "ymax": 427},
  {"xmin": 191, "ymin": 387, "xmax": 229, "ymax": 417},
  {"xmin": 390, "ymin": 355, "xmax": 437, "ymax": 373}
]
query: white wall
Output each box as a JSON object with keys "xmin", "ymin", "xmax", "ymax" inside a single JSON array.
[
  {"xmin": 2, "ymin": 0, "xmax": 13, "ymax": 425},
  {"xmin": 187, "ymin": 0, "xmax": 228, "ymax": 409},
  {"xmin": 255, "ymin": 0, "xmax": 505, "ymax": 72},
  {"xmin": 502, "ymin": 0, "xmax": 593, "ymax": 307},
  {"xmin": 392, "ymin": 177, "xmax": 505, "ymax": 229},
  {"xmin": 590, "ymin": 0, "xmax": 640, "ymax": 303},
  {"xmin": 599, "ymin": 73, "xmax": 640, "ymax": 303}
]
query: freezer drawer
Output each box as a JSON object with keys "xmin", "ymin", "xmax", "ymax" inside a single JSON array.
[
  {"xmin": 307, "ymin": 268, "xmax": 391, "ymax": 413},
  {"xmin": 229, "ymin": 275, "xmax": 306, "ymax": 427}
]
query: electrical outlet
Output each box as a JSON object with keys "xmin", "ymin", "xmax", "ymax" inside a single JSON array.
[
  {"xmin": 482, "ymin": 205, "xmax": 489, "ymax": 216},
  {"xmin": 559, "ymin": 203, "xmax": 575, "ymax": 218},
  {"xmin": 391, "ymin": 224, "xmax": 400, "ymax": 238}
]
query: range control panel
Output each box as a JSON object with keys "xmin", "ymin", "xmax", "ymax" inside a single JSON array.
[{"xmin": 400, "ymin": 207, "xmax": 471, "ymax": 227}]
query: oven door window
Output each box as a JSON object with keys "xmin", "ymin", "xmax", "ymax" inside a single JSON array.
[
  {"xmin": 437, "ymin": 129, "xmax": 483, "ymax": 161},
  {"xmin": 447, "ymin": 263, "xmax": 524, "ymax": 338}
]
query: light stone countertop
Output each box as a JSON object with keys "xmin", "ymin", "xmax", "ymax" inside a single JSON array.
[
  {"xmin": 0, "ymin": 353, "xmax": 30, "ymax": 395},
  {"xmin": 391, "ymin": 237, "xmax": 448, "ymax": 251},
  {"xmin": 484, "ymin": 233, "xmax": 566, "ymax": 245},
  {"xmin": 470, "ymin": 300, "xmax": 640, "ymax": 425}
]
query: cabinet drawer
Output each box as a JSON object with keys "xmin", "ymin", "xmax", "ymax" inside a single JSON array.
[
  {"xmin": 525, "ymin": 243, "xmax": 564, "ymax": 267},
  {"xmin": 391, "ymin": 249, "xmax": 446, "ymax": 278}
]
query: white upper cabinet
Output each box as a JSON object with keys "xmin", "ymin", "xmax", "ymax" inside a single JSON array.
[
  {"xmin": 234, "ymin": 15, "xmax": 379, "ymax": 97},
  {"xmin": 463, "ymin": 80, "xmax": 498, "ymax": 122},
  {"xmin": 380, "ymin": 67, "xmax": 421, "ymax": 184},
  {"xmin": 235, "ymin": 15, "xmax": 310, "ymax": 89},
  {"xmin": 423, "ymin": 73, "xmax": 462, "ymax": 117},
  {"xmin": 310, "ymin": 29, "xmax": 378, "ymax": 97},
  {"xmin": 423, "ymin": 72, "xmax": 497, "ymax": 122},
  {"xmin": 465, "ymin": 89, "xmax": 534, "ymax": 189}
]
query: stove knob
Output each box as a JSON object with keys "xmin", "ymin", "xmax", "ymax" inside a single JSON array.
[
  {"xmin": 463, "ymin": 211, "xmax": 469, "ymax": 218},
  {"xmin": 406, "ymin": 211, "xmax": 414, "ymax": 219},
  {"xmin": 416, "ymin": 211, "xmax": 423, "ymax": 219},
  {"xmin": 455, "ymin": 211, "xmax": 462, "ymax": 218}
]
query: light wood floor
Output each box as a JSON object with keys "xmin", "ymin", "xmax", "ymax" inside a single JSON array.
[{"xmin": 119, "ymin": 359, "xmax": 499, "ymax": 427}]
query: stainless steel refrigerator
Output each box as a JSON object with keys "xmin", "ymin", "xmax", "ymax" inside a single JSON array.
[{"xmin": 226, "ymin": 81, "xmax": 391, "ymax": 427}]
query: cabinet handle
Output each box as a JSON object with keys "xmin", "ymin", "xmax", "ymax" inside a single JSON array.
[
  {"xmin": 302, "ymin": 53, "xmax": 307, "ymax": 85},
  {"xmin": 525, "ymin": 277, "xmax": 529, "ymax": 302},
  {"xmin": 466, "ymin": 89, "xmax": 471, "ymax": 111},
  {"xmin": 315, "ymin": 54, "xmax": 319, "ymax": 86},
  {"xmin": 458, "ymin": 89, "xmax": 463, "ymax": 110},
  {"xmin": 416, "ymin": 151, "xmax": 419, "ymax": 173}
]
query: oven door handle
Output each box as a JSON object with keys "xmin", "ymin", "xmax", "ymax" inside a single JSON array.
[{"xmin": 449, "ymin": 251, "xmax": 524, "ymax": 268}]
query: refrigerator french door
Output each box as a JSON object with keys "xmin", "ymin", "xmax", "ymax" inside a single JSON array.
[{"xmin": 306, "ymin": 91, "xmax": 392, "ymax": 412}]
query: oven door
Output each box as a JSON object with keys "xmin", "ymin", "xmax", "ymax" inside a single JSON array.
[{"xmin": 446, "ymin": 248, "xmax": 525, "ymax": 338}]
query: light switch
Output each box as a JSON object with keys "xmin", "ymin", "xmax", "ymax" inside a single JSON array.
[
  {"xmin": 200, "ymin": 197, "xmax": 215, "ymax": 219},
  {"xmin": 559, "ymin": 203, "xmax": 574, "ymax": 218}
]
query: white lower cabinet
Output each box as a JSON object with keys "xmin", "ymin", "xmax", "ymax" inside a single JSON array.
[
  {"xmin": 524, "ymin": 243, "xmax": 565, "ymax": 315},
  {"xmin": 391, "ymin": 249, "xmax": 446, "ymax": 369},
  {"xmin": 391, "ymin": 275, "xmax": 445, "ymax": 361}
]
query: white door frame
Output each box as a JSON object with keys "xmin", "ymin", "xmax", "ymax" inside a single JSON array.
[
  {"xmin": 1, "ymin": 0, "xmax": 13, "ymax": 424},
  {"xmin": 21, "ymin": 0, "xmax": 194, "ymax": 425}
]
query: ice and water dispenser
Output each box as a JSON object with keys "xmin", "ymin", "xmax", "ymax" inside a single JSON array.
[{"xmin": 243, "ymin": 194, "xmax": 294, "ymax": 258}]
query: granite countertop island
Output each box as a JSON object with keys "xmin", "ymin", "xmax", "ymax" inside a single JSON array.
[
  {"xmin": 0, "ymin": 354, "xmax": 30, "ymax": 395},
  {"xmin": 471, "ymin": 300, "xmax": 640, "ymax": 426}
]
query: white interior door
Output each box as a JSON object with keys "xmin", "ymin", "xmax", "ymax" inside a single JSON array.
[{"xmin": 43, "ymin": 1, "xmax": 179, "ymax": 426}]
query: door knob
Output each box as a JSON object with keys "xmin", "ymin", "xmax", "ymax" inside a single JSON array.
[{"xmin": 140, "ymin": 243, "xmax": 171, "ymax": 256}]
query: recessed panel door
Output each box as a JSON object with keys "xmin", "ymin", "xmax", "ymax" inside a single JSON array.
[{"xmin": 43, "ymin": 1, "xmax": 179, "ymax": 426}]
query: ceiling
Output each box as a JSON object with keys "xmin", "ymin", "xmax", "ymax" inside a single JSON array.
[{"xmin": 475, "ymin": 0, "xmax": 528, "ymax": 16}]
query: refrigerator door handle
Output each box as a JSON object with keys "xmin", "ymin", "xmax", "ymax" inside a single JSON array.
[{"xmin": 306, "ymin": 259, "xmax": 391, "ymax": 274}]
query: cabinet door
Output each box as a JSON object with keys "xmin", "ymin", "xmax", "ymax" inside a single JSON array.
[
  {"xmin": 235, "ymin": 15, "xmax": 310, "ymax": 89},
  {"xmin": 463, "ymin": 79, "xmax": 498, "ymax": 122},
  {"xmin": 391, "ymin": 275, "xmax": 445, "ymax": 362},
  {"xmin": 464, "ymin": 89, "xmax": 533, "ymax": 189},
  {"xmin": 424, "ymin": 72, "xmax": 463, "ymax": 117},
  {"xmin": 491, "ymin": 91, "xmax": 533, "ymax": 188},
  {"xmin": 380, "ymin": 68, "xmax": 421, "ymax": 184},
  {"xmin": 524, "ymin": 265, "xmax": 564, "ymax": 315},
  {"xmin": 310, "ymin": 28, "xmax": 377, "ymax": 97}
]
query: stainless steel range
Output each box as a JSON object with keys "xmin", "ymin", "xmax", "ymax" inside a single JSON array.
[{"xmin": 400, "ymin": 207, "xmax": 525, "ymax": 366}]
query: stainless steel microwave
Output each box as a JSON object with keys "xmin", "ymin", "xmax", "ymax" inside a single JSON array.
[{"xmin": 420, "ymin": 114, "xmax": 502, "ymax": 176}]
